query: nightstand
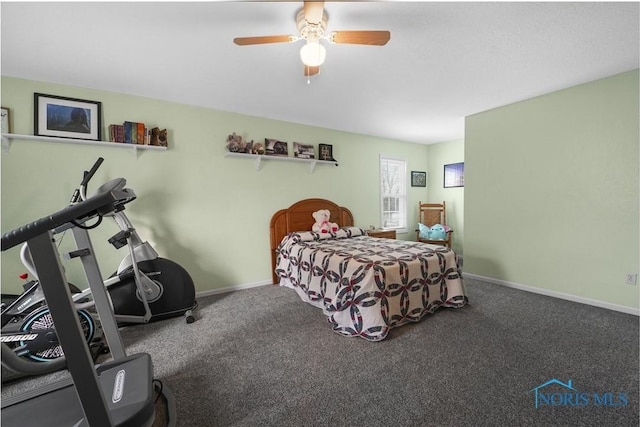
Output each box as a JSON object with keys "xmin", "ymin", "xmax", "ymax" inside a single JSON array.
[{"xmin": 367, "ymin": 229, "xmax": 396, "ymax": 239}]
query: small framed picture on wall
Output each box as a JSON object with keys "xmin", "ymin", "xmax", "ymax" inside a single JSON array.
[
  {"xmin": 411, "ymin": 171, "xmax": 427, "ymax": 187},
  {"xmin": 1, "ymin": 107, "xmax": 10, "ymax": 134},
  {"xmin": 444, "ymin": 162, "xmax": 464, "ymax": 188}
]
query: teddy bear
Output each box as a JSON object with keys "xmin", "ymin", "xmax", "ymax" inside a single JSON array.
[
  {"xmin": 151, "ymin": 127, "xmax": 168, "ymax": 147},
  {"xmin": 312, "ymin": 210, "xmax": 339, "ymax": 234},
  {"xmin": 226, "ymin": 132, "xmax": 246, "ymax": 152}
]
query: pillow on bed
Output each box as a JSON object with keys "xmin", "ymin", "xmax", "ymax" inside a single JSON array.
[
  {"xmin": 291, "ymin": 231, "xmax": 333, "ymax": 242},
  {"xmin": 335, "ymin": 226, "xmax": 366, "ymax": 238},
  {"xmin": 290, "ymin": 227, "xmax": 366, "ymax": 243}
]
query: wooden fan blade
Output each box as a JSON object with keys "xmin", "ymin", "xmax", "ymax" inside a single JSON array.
[
  {"xmin": 328, "ymin": 30, "xmax": 391, "ymax": 46},
  {"xmin": 233, "ymin": 35, "xmax": 294, "ymax": 46},
  {"xmin": 304, "ymin": 65, "xmax": 320, "ymax": 76},
  {"xmin": 303, "ymin": 1, "xmax": 325, "ymax": 24}
]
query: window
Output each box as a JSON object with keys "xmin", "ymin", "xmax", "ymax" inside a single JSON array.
[{"xmin": 380, "ymin": 156, "xmax": 407, "ymax": 231}]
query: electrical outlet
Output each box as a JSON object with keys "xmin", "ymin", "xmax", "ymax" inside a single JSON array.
[{"xmin": 625, "ymin": 273, "xmax": 637, "ymax": 285}]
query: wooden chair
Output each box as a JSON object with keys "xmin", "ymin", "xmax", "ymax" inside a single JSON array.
[{"xmin": 416, "ymin": 201, "xmax": 453, "ymax": 249}]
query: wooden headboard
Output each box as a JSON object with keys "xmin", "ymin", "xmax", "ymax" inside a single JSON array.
[{"xmin": 269, "ymin": 198, "xmax": 354, "ymax": 284}]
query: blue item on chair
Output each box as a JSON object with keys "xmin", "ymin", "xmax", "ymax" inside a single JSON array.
[{"xmin": 418, "ymin": 223, "xmax": 447, "ymax": 240}]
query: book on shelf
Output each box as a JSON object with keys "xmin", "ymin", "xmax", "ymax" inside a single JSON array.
[
  {"xmin": 144, "ymin": 127, "xmax": 151, "ymax": 145},
  {"xmin": 123, "ymin": 121, "xmax": 154, "ymax": 145},
  {"xmin": 123, "ymin": 121, "xmax": 134, "ymax": 143},
  {"xmin": 108, "ymin": 124, "xmax": 125, "ymax": 143},
  {"xmin": 137, "ymin": 122, "xmax": 144, "ymax": 145},
  {"xmin": 111, "ymin": 121, "xmax": 156, "ymax": 145}
]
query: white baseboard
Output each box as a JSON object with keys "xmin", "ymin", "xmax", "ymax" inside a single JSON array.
[
  {"xmin": 195, "ymin": 274, "xmax": 639, "ymax": 317},
  {"xmin": 463, "ymin": 272, "xmax": 640, "ymax": 316},
  {"xmin": 195, "ymin": 280, "xmax": 272, "ymax": 298}
]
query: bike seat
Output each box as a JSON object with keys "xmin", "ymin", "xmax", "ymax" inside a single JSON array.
[{"xmin": 90, "ymin": 178, "xmax": 127, "ymax": 197}]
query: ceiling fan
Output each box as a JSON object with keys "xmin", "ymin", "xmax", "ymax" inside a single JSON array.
[{"xmin": 233, "ymin": 1, "xmax": 390, "ymax": 77}]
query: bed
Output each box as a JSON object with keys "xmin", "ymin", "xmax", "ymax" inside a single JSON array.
[{"xmin": 270, "ymin": 198, "xmax": 468, "ymax": 341}]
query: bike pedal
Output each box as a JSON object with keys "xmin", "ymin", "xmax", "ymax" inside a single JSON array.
[{"xmin": 67, "ymin": 248, "xmax": 91, "ymax": 259}]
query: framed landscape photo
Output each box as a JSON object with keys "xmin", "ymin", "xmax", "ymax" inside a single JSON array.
[
  {"xmin": 411, "ymin": 171, "xmax": 426, "ymax": 187},
  {"xmin": 444, "ymin": 162, "xmax": 464, "ymax": 188},
  {"xmin": 34, "ymin": 93, "xmax": 102, "ymax": 141}
]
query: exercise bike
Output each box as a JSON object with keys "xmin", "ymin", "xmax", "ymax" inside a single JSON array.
[{"xmin": 1, "ymin": 157, "xmax": 197, "ymax": 381}]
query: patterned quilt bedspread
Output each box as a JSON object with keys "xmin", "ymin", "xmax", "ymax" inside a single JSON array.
[{"xmin": 275, "ymin": 227, "xmax": 468, "ymax": 341}]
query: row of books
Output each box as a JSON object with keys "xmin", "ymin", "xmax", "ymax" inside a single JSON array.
[{"xmin": 108, "ymin": 122, "xmax": 151, "ymax": 145}]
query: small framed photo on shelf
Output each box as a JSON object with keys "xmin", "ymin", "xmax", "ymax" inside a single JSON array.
[
  {"xmin": 293, "ymin": 142, "xmax": 315, "ymax": 159},
  {"xmin": 411, "ymin": 171, "xmax": 427, "ymax": 187},
  {"xmin": 1, "ymin": 107, "xmax": 10, "ymax": 134},
  {"xmin": 265, "ymin": 138, "xmax": 288, "ymax": 156},
  {"xmin": 318, "ymin": 143, "xmax": 334, "ymax": 161},
  {"xmin": 444, "ymin": 162, "xmax": 464, "ymax": 188},
  {"xmin": 34, "ymin": 93, "xmax": 102, "ymax": 141}
]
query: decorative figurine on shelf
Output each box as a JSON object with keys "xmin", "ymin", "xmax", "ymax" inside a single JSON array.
[
  {"xmin": 250, "ymin": 141, "xmax": 264, "ymax": 155},
  {"xmin": 227, "ymin": 132, "xmax": 254, "ymax": 153},
  {"xmin": 151, "ymin": 127, "xmax": 168, "ymax": 147},
  {"xmin": 226, "ymin": 132, "xmax": 242, "ymax": 152}
]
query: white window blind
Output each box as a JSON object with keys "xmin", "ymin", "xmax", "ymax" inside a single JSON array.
[{"xmin": 380, "ymin": 156, "xmax": 407, "ymax": 231}]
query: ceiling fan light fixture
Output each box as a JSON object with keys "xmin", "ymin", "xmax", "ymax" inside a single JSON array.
[{"xmin": 300, "ymin": 41, "xmax": 326, "ymax": 67}]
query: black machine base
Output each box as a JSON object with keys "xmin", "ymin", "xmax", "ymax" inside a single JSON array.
[{"xmin": 110, "ymin": 257, "xmax": 197, "ymax": 324}]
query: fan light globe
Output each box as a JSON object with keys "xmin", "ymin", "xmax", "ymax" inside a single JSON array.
[{"xmin": 300, "ymin": 41, "xmax": 326, "ymax": 67}]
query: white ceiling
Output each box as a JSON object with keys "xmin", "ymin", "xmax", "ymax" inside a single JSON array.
[{"xmin": 1, "ymin": 1, "xmax": 638, "ymax": 145}]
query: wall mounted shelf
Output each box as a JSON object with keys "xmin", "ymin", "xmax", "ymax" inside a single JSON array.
[
  {"xmin": 1, "ymin": 133, "xmax": 167, "ymax": 155},
  {"xmin": 224, "ymin": 152, "xmax": 338, "ymax": 172}
]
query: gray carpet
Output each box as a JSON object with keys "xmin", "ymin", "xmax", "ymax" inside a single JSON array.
[{"xmin": 2, "ymin": 278, "xmax": 638, "ymax": 426}]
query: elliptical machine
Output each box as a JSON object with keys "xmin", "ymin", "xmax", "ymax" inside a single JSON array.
[
  {"xmin": 69, "ymin": 157, "xmax": 197, "ymax": 325},
  {"xmin": 1, "ymin": 158, "xmax": 197, "ymax": 381}
]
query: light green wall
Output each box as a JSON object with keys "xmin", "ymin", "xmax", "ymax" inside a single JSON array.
[
  {"xmin": 465, "ymin": 69, "xmax": 639, "ymax": 310},
  {"xmin": 1, "ymin": 77, "xmax": 430, "ymax": 294},
  {"xmin": 426, "ymin": 139, "xmax": 464, "ymax": 255}
]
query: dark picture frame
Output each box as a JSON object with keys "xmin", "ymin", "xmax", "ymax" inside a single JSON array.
[
  {"xmin": 318, "ymin": 143, "xmax": 334, "ymax": 161},
  {"xmin": 34, "ymin": 93, "xmax": 102, "ymax": 141},
  {"xmin": 265, "ymin": 138, "xmax": 289, "ymax": 156},
  {"xmin": 411, "ymin": 171, "xmax": 427, "ymax": 187},
  {"xmin": 444, "ymin": 162, "xmax": 464, "ymax": 188}
]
